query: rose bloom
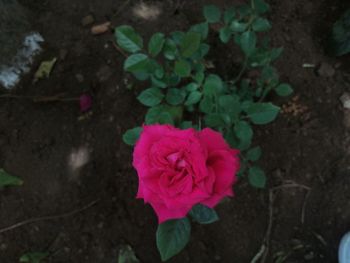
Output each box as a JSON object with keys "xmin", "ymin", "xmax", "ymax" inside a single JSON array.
[{"xmin": 133, "ymin": 124, "xmax": 240, "ymax": 223}]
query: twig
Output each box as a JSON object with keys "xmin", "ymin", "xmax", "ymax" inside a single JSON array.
[
  {"xmin": 232, "ymin": 59, "xmax": 248, "ymax": 85},
  {"xmin": 301, "ymin": 190, "xmax": 311, "ymax": 224},
  {"xmin": 111, "ymin": 41, "xmax": 128, "ymax": 58},
  {"xmin": 251, "ymin": 182, "xmax": 311, "ymax": 263},
  {"xmin": 113, "ymin": 0, "xmax": 132, "ymax": 17},
  {"xmin": 0, "ymin": 93, "xmax": 79, "ymax": 102},
  {"xmin": 0, "ymin": 199, "xmax": 99, "ymax": 234}
]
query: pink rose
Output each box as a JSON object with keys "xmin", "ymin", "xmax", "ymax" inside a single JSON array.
[{"xmin": 133, "ymin": 124, "xmax": 240, "ymax": 223}]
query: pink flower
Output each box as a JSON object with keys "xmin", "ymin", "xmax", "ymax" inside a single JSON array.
[
  {"xmin": 79, "ymin": 94, "xmax": 92, "ymax": 112},
  {"xmin": 133, "ymin": 124, "xmax": 240, "ymax": 223}
]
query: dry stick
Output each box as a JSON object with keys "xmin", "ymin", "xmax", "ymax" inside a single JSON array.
[
  {"xmin": 250, "ymin": 182, "xmax": 311, "ymax": 263},
  {"xmin": 111, "ymin": 41, "xmax": 128, "ymax": 58},
  {"xmin": 0, "ymin": 199, "xmax": 99, "ymax": 235},
  {"xmin": 0, "ymin": 93, "xmax": 79, "ymax": 102},
  {"xmin": 113, "ymin": 0, "xmax": 132, "ymax": 17}
]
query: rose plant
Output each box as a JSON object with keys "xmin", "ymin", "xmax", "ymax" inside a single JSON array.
[{"xmin": 116, "ymin": 0, "xmax": 293, "ymax": 261}]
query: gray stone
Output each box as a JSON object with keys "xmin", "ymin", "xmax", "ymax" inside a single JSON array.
[{"xmin": 317, "ymin": 62, "xmax": 335, "ymax": 78}]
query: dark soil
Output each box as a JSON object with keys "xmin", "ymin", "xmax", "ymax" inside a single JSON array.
[{"xmin": 0, "ymin": 0, "xmax": 350, "ymax": 262}]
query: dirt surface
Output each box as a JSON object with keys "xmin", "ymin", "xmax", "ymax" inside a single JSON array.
[{"xmin": 0, "ymin": 0, "xmax": 350, "ymax": 262}]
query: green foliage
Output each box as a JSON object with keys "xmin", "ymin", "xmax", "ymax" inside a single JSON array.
[
  {"xmin": 19, "ymin": 252, "xmax": 48, "ymax": 263},
  {"xmin": 115, "ymin": 26, "xmax": 143, "ymax": 53},
  {"xmin": 189, "ymin": 204, "xmax": 219, "ymax": 224},
  {"xmin": 248, "ymin": 166, "xmax": 266, "ymax": 188},
  {"xmin": 122, "ymin": 127, "xmax": 142, "ymax": 146},
  {"xmin": 118, "ymin": 245, "xmax": 140, "ymax": 263},
  {"xmin": 115, "ymin": 0, "xmax": 293, "ymax": 259},
  {"xmin": 0, "ymin": 169, "xmax": 23, "ymax": 187},
  {"xmin": 156, "ymin": 218, "xmax": 191, "ymax": 261},
  {"xmin": 148, "ymin": 33, "xmax": 165, "ymax": 57},
  {"xmin": 203, "ymin": 5, "xmax": 221, "ymax": 23},
  {"xmin": 330, "ymin": 9, "xmax": 350, "ymax": 56}
]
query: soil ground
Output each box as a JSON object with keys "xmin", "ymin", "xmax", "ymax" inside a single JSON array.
[{"xmin": 0, "ymin": 0, "xmax": 350, "ymax": 262}]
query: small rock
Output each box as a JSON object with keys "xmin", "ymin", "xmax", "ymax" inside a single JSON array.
[
  {"xmin": 91, "ymin": 22, "xmax": 111, "ymax": 35},
  {"xmin": 340, "ymin": 92, "xmax": 350, "ymax": 109},
  {"xmin": 0, "ymin": 243, "xmax": 7, "ymax": 250},
  {"xmin": 304, "ymin": 251, "xmax": 315, "ymax": 260},
  {"xmin": 81, "ymin": 15, "xmax": 95, "ymax": 26},
  {"xmin": 317, "ymin": 62, "xmax": 335, "ymax": 78},
  {"xmin": 75, "ymin": 73, "xmax": 84, "ymax": 83},
  {"xmin": 96, "ymin": 66, "xmax": 112, "ymax": 82}
]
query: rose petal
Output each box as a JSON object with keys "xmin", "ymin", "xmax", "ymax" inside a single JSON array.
[{"xmin": 79, "ymin": 94, "xmax": 92, "ymax": 112}]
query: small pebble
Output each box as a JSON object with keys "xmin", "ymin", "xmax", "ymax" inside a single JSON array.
[
  {"xmin": 317, "ymin": 62, "xmax": 335, "ymax": 78},
  {"xmin": 75, "ymin": 73, "xmax": 84, "ymax": 83},
  {"xmin": 81, "ymin": 15, "xmax": 95, "ymax": 26}
]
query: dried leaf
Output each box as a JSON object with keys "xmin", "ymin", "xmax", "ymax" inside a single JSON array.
[{"xmin": 34, "ymin": 58, "xmax": 57, "ymax": 82}]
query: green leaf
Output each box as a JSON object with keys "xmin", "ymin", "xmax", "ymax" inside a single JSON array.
[
  {"xmin": 190, "ymin": 22, "xmax": 209, "ymax": 40},
  {"xmin": 204, "ymin": 113, "xmax": 226, "ymax": 128},
  {"xmin": 193, "ymin": 71, "xmax": 205, "ymax": 84},
  {"xmin": 115, "ymin": 25, "xmax": 143, "ymax": 53},
  {"xmin": 224, "ymin": 7, "xmax": 236, "ymax": 24},
  {"xmin": 275, "ymin": 83, "xmax": 293, "ymax": 97},
  {"xmin": 171, "ymin": 31, "xmax": 185, "ymax": 45},
  {"xmin": 180, "ymin": 32, "xmax": 202, "ymax": 58},
  {"xmin": 180, "ymin": 121, "xmax": 193, "ymax": 129},
  {"xmin": 122, "ymin": 127, "xmax": 142, "ymax": 146},
  {"xmin": 270, "ymin": 47, "xmax": 284, "ymax": 61},
  {"xmin": 248, "ymin": 166, "xmax": 266, "ymax": 188},
  {"xmin": 199, "ymin": 96, "xmax": 214, "ymax": 114},
  {"xmin": 185, "ymin": 83, "xmax": 199, "ymax": 92},
  {"xmin": 245, "ymin": 103, "xmax": 280, "ymax": 125},
  {"xmin": 137, "ymin": 88, "xmax": 164, "ymax": 107},
  {"xmin": 218, "ymin": 95, "xmax": 240, "ymax": 120},
  {"xmin": 0, "ymin": 169, "xmax": 23, "ymax": 187},
  {"xmin": 124, "ymin": 54, "xmax": 149, "ymax": 72},
  {"xmin": 203, "ymin": 5, "xmax": 221, "ymax": 23},
  {"xmin": 166, "ymin": 88, "xmax": 186, "ymax": 105},
  {"xmin": 163, "ymin": 39, "xmax": 178, "ymax": 60},
  {"xmin": 219, "ymin": 26, "xmax": 231, "ymax": 43},
  {"xmin": 151, "ymin": 76, "xmax": 167, "ymax": 89},
  {"xmin": 330, "ymin": 9, "xmax": 350, "ymax": 56},
  {"xmin": 189, "ymin": 204, "xmax": 219, "ymax": 224},
  {"xmin": 145, "ymin": 105, "xmax": 182, "ymax": 125},
  {"xmin": 230, "ymin": 20, "xmax": 248, "ymax": 32},
  {"xmin": 156, "ymin": 218, "xmax": 191, "ymax": 261},
  {"xmin": 252, "ymin": 0, "xmax": 270, "ymax": 14},
  {"xmin": 240, "ymin": 31, "xmax": 257, "ymax": 56},
  {"xmin": 118, "ymin": 245, "xmax": 140, "ymax": 263},
  {"xmin": 175, "ymin": 60, "xmax": 191, "ymax": 77},
  {"xmin": 185, "ymin": 91, "xmax": 202, "ymax": 106},
  {"xmin": 252, "ymin": 18, "xmax": 271, "ymax": 32},
  {"xmin": 148, "ymin": 33, "xmax": 165, "ymax": 57},
  {"xmin": 203, "ymin": 74, "xmax": 223, "ymax": 96},
  {"xmin": 234, "ymin": 120, "xmax": 253, "ymax": 150},
  {"xmin": 238, "ymin": 4, "xmax": 252, "ymax": 17},
  {"xmin": 19, "ymin": 252, "xmax": 48, "ymax": 263},
  {"xmin": 246, "ymin": 146, "xmax": 262, "ymax": 161}
]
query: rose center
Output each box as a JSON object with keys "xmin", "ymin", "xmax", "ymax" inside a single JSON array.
[{"xmin": 166, "ymin": 152, "xmax": 188, "ymax": 171}]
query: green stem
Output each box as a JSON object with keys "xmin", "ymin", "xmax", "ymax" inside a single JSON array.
[{"xmin": 233, "ymin": 58, "xmax": 248, "ymax": 84}]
